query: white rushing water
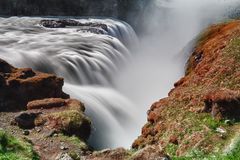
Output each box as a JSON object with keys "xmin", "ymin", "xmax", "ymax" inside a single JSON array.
[
  {"xmin": 0, "ymin": 17, "xmax": 140, "ymax": 149},
  {"xmin": 0, "ymin": 0, "xmax": 240, "ymax": 150}
]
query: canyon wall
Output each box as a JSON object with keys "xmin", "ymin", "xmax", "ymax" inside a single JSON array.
[
  {"xmin": 0, "ymin": 0, "xmax": 149, "ymax": 28},
  {"xmin": 133, "ymin": 20, "xmax": 240, "ymax": 157}
]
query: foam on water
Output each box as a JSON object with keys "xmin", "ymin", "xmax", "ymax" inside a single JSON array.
[
  {"xmin": 0, "ymin": 17, "xmax": 139, "ymax": 149},
  {"xmin": 0, "ymin": 0, "xmax": 239, "ymax": 150}
]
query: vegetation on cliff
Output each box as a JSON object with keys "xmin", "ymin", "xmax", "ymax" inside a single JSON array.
[{"xmin": 133, "ymin": 20, "xmax": 240, "ymax": 159}]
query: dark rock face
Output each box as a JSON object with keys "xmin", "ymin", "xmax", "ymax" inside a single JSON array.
[
  {"xmin": 40, "ymin": 20, "xmax": 66, "ymax": 28},
  {"xmin": 204, "ymin": 89, "xmax": 240, "ymax": 120},
  {"xmin": 0, "ymin": 58, "xmax": 69, "ymax": 112},
  {"xmin": 40, "ymin": 19, "xmax": 109, "ymax": 34},
  {"xmin": 14, "ymin": 112, "xmax": 40, "ymax": 129},
  {"xmin": 0, "ymin": 0, "xmax": 149, "ymax": 28}
]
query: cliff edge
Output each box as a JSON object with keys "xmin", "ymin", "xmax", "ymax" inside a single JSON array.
[{"xmin": 133, "ymin": 20, "xmax": 240, "ymax": 158}]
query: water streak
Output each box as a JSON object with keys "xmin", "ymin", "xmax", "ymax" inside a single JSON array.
[{"xmin": 0, "ymin": 17, "xmax": 139, "ymax": 149}]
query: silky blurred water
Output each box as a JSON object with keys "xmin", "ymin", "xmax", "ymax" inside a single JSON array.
[{"xmin": 0, "ymin": 0, "xmax": 239, "ymax": 150}]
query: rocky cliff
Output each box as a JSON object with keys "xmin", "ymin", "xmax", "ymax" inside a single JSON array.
[
  {"xmin": 133, "ymin": 20, "xmax": 240, "ymax": 158},
  {"xmin": 0, "ymin": 0, "xmax": 149, "ymax": 28},
  {"xmin": 0, "ymin": 59, "xmax": 69, "ymax": 111},
  {"xmin": 0, "ymin": 59, "xmax": 91, "ymax": 160}
]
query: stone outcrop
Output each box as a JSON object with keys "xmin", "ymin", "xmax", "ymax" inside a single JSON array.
[
  {"xmin": 40, "ymin": 19, "xmax": 109, "ymax": 34},
  {"xmin": 204, "ymin": 89, "xmax": 240, "ymax": 120},
  {"xmin": 14, "ymin": 98, "xmax": 91, "ymax": 140},
  {"xmin": 0, "ymin": 58, "xmax": 92, "ymax": 159},
  {"xmin": 0, "ymin": 59, "xmax": 69, "ymax": 111}
]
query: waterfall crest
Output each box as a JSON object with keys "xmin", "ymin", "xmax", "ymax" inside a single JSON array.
[
  {"xmin": 0, "ymin": 17, "xmax": 140, "ymax": 149},
  {"xmin": 0, "ymin": 0, "xmax": 240, "ymax": 150}
]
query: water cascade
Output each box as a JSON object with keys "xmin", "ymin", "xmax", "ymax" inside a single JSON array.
[
  {"xmin": 0, "ymin": 17, "xmax": 139, "ymax": 149},
  {"xmin": 0, "ymin": 0, "xmax": 240, "ymax": 150}
]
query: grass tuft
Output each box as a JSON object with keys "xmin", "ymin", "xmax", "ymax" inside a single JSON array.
[{"xmin": 0, "ymin": 130, "xmax": 39, "ymax": 160}]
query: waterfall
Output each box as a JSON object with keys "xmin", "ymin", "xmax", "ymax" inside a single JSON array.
[
  {"xmin": 0, "ymin": 17, "xmax": 140, "ymax": 149},
  {"xmin": 0, "ymin": 17, "xmax": 137, "ymax": 85},
  {"xmin": 0, "ymin": 0, "xmax": 240, "ymax": 150}
]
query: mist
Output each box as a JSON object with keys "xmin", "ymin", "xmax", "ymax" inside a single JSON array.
[
  {"xmin": 113, "ymin": 0, "xmax": 240, "ymax": 137},
  {"xmin": 0, "ymin": 0, "xmax": 239, "ymax": 150}
]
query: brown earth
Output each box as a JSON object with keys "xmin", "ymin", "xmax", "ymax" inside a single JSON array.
[
  {"xmin": 0, "ymin": 59, "xmax": 69, "ymax": 112},
  {"xmin": 133, "ymin": 20, "xmax": 240, "ymax": 156},
  {"xmin": 0, "ymin": 59, "xmax": 92, "ymax": 160}
]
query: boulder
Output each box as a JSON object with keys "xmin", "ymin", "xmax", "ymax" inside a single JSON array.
[
  {"xmin": 0, "ymin": 59, "xmax": 69, "ymax": 111},
  {"xmin": 40, "ymin": 19, "xmax": 108, "ymax": 34},
  {"xmin": 40, "ymin": 19, "xmax": 108, "ymax": 30},
  {"xmin": 27, "ymin": 98, "xmax": 66, "ymax": 110},
  {"xmin": 14, "ymin": 98, "xmax": 91, "ymax": 140},
  {"xmin": 14, "ymin": 112, "xmax": 41, "ymax": 129}
]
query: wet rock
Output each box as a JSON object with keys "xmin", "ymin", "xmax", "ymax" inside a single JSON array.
[
  {"xmin": 77, "ymin": 27, "xmax": 106, "ymax": 35},
  {"xmin": 40, "ymin": 19, "xmax": 108, "ymax": 34},
  {"xmin": 40, "ymin": 20, "xmax": 66, "ymax": 28}
]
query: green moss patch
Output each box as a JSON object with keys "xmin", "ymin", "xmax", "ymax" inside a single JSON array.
[{"xmin": 0, "ymin": 130, "xmax": 39, "ymax": 160}]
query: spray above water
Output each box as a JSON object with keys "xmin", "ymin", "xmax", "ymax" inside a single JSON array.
[
  {"xmin": 113, "ymin": 0, "xmax": 240, "ymax": 137},
  {"xmin": 0, "ymin": 0, "xmax": 240, "ymax": 150}
]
